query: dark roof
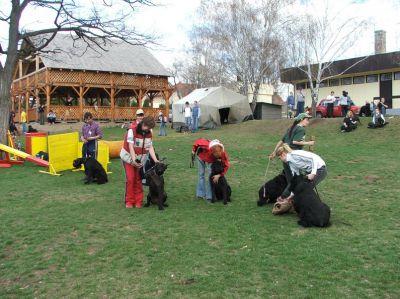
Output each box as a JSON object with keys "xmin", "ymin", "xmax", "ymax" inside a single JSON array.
[
  {"xmin": 28, "ymin": 33, "xmax": 170, "ymax": 77},
  {"xmin": 281, "ymin": 51, "xmax": 400, "ymax": 83}
]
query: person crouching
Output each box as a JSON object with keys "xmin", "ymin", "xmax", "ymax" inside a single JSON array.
[{"xmin": 192, "ymin": 139, "xmax": 230, "ymax": 202}]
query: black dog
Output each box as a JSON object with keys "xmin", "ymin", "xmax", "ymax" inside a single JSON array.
[
  {"xmin": 72, "ymin": 157, "xmax": 108, "ymax": 184},
  {"xmin": 289, "ymin": 175, "xmax": 330, "ymax": 228},
  {"xmin": 28, "ymin": 125, "xmax": 38, "ymax": 133},
  {"xmin": 257, "ymin": 171, "xmax": 287, "ymax": 206},
  {"xmin": 210, "ymin": 160, "xmax": 231, "ymax": 205},
  {"xmin": 144, "ymin": 162, "xmax": 168, "ymax": 210}
]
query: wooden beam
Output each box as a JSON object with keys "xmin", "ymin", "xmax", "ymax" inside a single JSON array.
[
  {"xmin": 111, "ymin": 87, "xmax": 115, "ymax": 122},
  {"xmin": 36, "ymin": 56, "xmax": 40, "ymax": 71}
]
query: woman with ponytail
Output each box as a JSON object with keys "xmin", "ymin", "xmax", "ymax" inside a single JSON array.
[
  {"xmin": 268, "ymin": 112, "xmax": 316, "ymax": 199},
  {"xmin": 275, "ymin": 143, "xmax": 327, "ymax": 188}
]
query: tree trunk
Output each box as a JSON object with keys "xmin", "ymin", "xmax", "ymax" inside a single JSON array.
[
  {"xmin": 250, "ymin": 82, "xmax": 261, "ymax": 113},
  {"xmin": 0, "ymin": 1, "xmax": 20, "ymax": 145}
]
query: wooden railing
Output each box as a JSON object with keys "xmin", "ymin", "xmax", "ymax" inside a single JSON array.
[{"xmin": 41, "ymin": 105, "xmax": 167, "ymax": 121}]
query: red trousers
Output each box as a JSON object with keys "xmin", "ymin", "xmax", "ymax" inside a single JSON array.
[{"xmin": 123, "ymin": 162, "xmax": 143, "ymax": 206}]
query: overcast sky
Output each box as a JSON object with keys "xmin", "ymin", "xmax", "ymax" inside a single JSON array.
[{"xmin": 0, "ymin": 0, "xmax": 400, "ymax": 68}]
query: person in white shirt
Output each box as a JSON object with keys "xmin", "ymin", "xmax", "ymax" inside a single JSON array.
[
  {"xmin": 325, "ymin": 91, "xmax": 336, "ymax": 118},
  {"xmin": 276, "ymin": 143, "xmax": 327, "ymax": 197},
  {"xmin": 183, "ymin": 101, "xmax": 192, "ymax": 129}
]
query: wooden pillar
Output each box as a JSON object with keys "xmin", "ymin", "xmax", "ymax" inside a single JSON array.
[
  {"xmin": 46, "ymin": 85, "xmax": 51, "ymax": 115},
  {"xmin": 79, "ymin": 73, "xmax": 84, "ymax": 121},
  {"xmin": 138, "ymin": 90, "xmax": 143, "ymax": 108},
  {"xmin": 111, "ymin": 88, "xmax": 115, "ymax": 122},
  {"xmin": 25, "ymin": 94, "xmax": 29, "ymax": 111},
  {"xmin": 18, "ymin": 60, "xmax": 23, "ymax": 78},
  {"xmin": 165, "ymin": 91, "xmax": 170, "ymax": 121},
  {"xmin": 36, "ymin": 56, "xmax": 40, "ymax": 71}
]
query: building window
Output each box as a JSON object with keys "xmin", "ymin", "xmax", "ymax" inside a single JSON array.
[
  {"xmin": 306, "ymin": 81, "xmax": 315, "ymax": 89},
  {"xmin": 366, "ymin": 74, "xmax": 378, "ymax": 83},
  {"xmin": 329, "ymin": 79, "xmax": 340, "ymax": 86},
  {"xmin": 341, "ymin": 77, "xmax": 352, "ymax": 85},
  {"xmin": 353, "ymin": 76, "xmax": 365, "ymax": 84},
  {"xmin": 296, "ymin": 82, "xmax": 306, "ymax": 90},
  {"xmin": 319, "ymin": 80, "xmax": 328, "ymax": 88},
  {"xmin": 395, "ymin": 72, "xmax": 400, "ymax": 80},
  {"xmin": 380, "ymin": 73, "xmax": 392, "ymax": 81}
]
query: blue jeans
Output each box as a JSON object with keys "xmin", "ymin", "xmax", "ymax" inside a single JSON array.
[
  {"xmin": 191, "ymin": 116, "xmax": 199, "ymax": 132},
  {"xmin": 82, "ymin": 140, "xmax": 97, "ymax": 158},
  {"xmin": 197, "ymin": 157, "xmax": 213, "ymax": 200},
  {"xmin": 185, "ymin": 117, "xmax": 191, "ymax": 129},
  {"xmin": 159, "ymin": 123, "xmax": 167, "ymax": 136},
  {"xmin": 297, "ymin": 102, "xmax": 304, "ymax": 115},
  {"xmin": 21, "ymin": 123, "xmax": 27, "ymax": 134}
]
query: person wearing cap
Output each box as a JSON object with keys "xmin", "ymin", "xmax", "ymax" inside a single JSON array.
[
  {"xmin": 122, "ymin": 116, "xmax": 159, "ymax": 208},
  {"xmin": 269, "ymin": 112, "xmax": 315, "ymax": 199},
  {"xmin": 158, "ymin": 111, "xmax": 167, "ymax": 136},
  {"xmin": 131, "ymin": 109, "xmax": 145, "ymax": 128},
  {"xmin": 81, "ymin": 112, "xmax": 102, "ymax": 158},
  {"xmin": 192, "ymin": 138, "xmax": 230, "ymax": 201},
  {"xmin": 269, "ymin": 112, "xmax": 314, "ymax": 159}
]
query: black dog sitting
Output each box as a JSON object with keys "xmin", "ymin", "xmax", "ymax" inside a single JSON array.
[
  {"xmin": 257, "ymin": 171, "xmax": 287, "ymax": 206},
  {"xmin": 144, "ymin": 162, "xmax": 168, "ymax": 210},
  {"xmin": 289, "ymin": 175, "xmax": 330, "ymax": 228},
  {"xmin": 28, "ymin": 125, "xmax": 38, "ymax": 133},
  {"xmin": 72, "ymin": 157, "xmax": 108, "ymax": 184},
  {"xmin": 210, "ymin": 160, "xmax": 231, "ymax": 205}
]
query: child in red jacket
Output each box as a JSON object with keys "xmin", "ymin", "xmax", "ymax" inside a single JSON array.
[{"xmin": 192, "ymin": 139, "xmax": 230, "ymax": 201}]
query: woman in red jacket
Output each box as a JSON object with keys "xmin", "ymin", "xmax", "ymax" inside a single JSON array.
[
  {"xmin": 122, "ymin": 116, "xmax": 158, "ymax": 208},
  {"xmin": 192, "ymin": 139, "xmax": 230, "ymax": 201}
]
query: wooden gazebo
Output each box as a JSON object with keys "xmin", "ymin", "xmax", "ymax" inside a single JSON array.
[{"xmin": 11, "ymin": 34, "xmax": 172, "ymax": 122}]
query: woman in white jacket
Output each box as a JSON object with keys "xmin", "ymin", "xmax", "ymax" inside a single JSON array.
[{"xmin": 275, "ymin": 143, "xmax": 327, "ymax": 197}]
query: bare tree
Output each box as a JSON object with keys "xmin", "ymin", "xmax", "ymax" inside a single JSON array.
[
  {"xmin": 285, "ymin": 1, "xmax": 370, "ymax": 115},
  {"xmin": 0, "ymin": 0, "xmax": 156, "ymax": 145},
  {"xmin": 175, "ymin": 0, "xmax": 291, "ymax": 110}
]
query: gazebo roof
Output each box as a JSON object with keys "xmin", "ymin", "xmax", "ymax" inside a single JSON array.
[{"xmin": 28, "ymin": 33, "xmax": 171, "ymax": 77}]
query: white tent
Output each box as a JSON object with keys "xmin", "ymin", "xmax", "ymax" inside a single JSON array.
[{"xmin": 172, "ymin": 86, "xmax": 252, "ymax": 128}]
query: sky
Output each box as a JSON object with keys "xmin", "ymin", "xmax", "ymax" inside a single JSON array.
[{"xmin": 0, "ymin": 0, "xmax": 400, "ymax": 69}]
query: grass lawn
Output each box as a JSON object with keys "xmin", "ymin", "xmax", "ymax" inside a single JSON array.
[{"xmin": 1, "ymin": 118, "xmax": 399, "ymax": 298}]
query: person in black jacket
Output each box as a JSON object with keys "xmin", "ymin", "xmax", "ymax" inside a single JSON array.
[{"xmin": 340, "ymin": 110, "xmax": 357, "ymax": 132}]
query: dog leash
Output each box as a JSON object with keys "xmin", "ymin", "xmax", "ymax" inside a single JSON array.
[
  {"xmin": 262, "ymin": 159, "xmax": 272, "ymax": 200},
  {"xmin": 264, "ymin": 159, "xmax": 271, "ymax": 178}
]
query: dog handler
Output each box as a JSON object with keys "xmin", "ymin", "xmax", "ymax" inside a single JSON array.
[
  {"xmin": 268, "ymin": 112, "xmax": 315, "ymax": 197},
  {"xmin": 81, "ymin": 112, "xmax": 103, "ymax": 158},
  {"xmin": 276, "ymin": 143, "xmax": 327, "ymax": 193},
  {"xmin": 122, "ymin": 116, "xmax": 159, "ymax": 208},
  {"xmin": 192, "ymin": 139, "xmax": 230, "ymax": 202}
]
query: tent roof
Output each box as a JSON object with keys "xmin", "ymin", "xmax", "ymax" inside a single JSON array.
[
  {"xmin": 27, "ymin": 33, "xmax": 171, "ymax": 77},
  {"xmin": 174, "ymin": 87, "xmax": 221, "ymax": 104},
  {"xmin": 174, "ymin": 86, "xmax": 246, "ymax": 106}
]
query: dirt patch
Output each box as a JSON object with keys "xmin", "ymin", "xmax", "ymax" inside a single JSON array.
[
  {"xmin": 364, "ymin": 175, "xmax": 381, "ymax": 183},
  {"xmin": 332, "ymin": 175, "xmax": 357, "ymax": 180}
]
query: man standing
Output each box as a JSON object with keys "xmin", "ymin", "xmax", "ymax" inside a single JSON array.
[
  {"xmin": 38, "ymin": 102, "xmax": 45, "ymax": 125},
  {"xmin": 326, "ymin": 91, "xmax": 336, "ymax": 118},
  {"xmin": 286, "ymin": 92, "xmax": 295, "ymax": 118},
  {"xmin": 81, "ymin": 112, "xmax": 103, "ymax": 158},
  {"xmin": 191, "ymin": 101, "xmax": 201, "ymax": 132},
  {"xmin": 20, "ymin": 108, "xmax": 27, "ymax": 134},
  {"xmin": 184, "ymin": 101, "xmax": 192, "ymax": 130},
  {"xmin": 296, "ymin": 89, "xmax": 305, "ymax": 116}
]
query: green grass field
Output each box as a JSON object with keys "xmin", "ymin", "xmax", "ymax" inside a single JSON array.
[{"xmin": 1, "ymin": 118, "xmax": 399, "ymax": 298}]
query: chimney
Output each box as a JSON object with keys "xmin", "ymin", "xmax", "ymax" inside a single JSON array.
[{"xmin": 375, "ymin": 30, "xmax": 386, "ymax": 54}]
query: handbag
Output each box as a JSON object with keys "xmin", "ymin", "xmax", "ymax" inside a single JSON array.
[{"xmin": 120, "ymin": 147, "xmax": 134, "ymax": 164}]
